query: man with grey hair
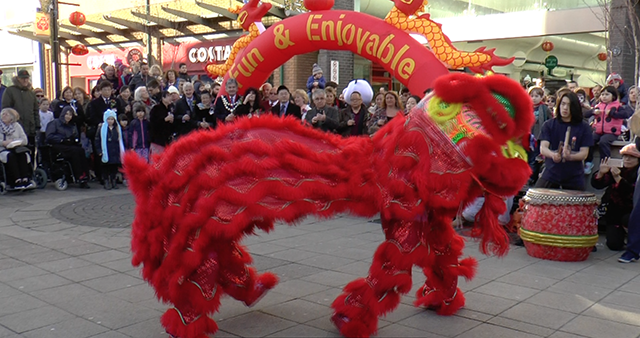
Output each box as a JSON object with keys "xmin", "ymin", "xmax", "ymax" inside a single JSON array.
[
  {"xmin": 175, "ymin": 82, "xmax": 199, "ymax": 137},
  {"xmin": 214, "ymin": 78, "xmax": 241, "ymax": 124},
  {"xmin": 305, "ymin": 88, "xmax": 339, "ymax": 133}
]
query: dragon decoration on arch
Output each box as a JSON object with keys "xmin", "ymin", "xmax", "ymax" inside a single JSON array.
[{"xmin": 206, "ymin": 0, "xmax": 513, "ymax": 79}]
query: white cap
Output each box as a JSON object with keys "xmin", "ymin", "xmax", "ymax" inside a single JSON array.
[{"xmin": 167, "ymin": 86, "xmax": 179, "ymax": 94}]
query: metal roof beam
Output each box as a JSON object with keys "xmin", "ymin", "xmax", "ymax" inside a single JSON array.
[
  {"xmin": 195, "ymin": 1, "xmax": 238, "ymax": 20},
  {"xmin": 103, "ymin": 15, "xmax": 155, "ymax": 35},
  {"xmin": 59, "ymin": 24, "xmax": 109, "ymax": 41},
  {"xmin": 83, "ymin": 20, "xmax": 137, "ymax": 40},
  {"xmin": 8, "ymin": 30, "xmax": 72, "ymax": 48},
  {"xmin": 130, "ymin": 10, "xmax": 176, "ymax": 30},
  {"xmin": 160, "ymin": 5, "xmax": 226, "ymax": 30},
  {"xmin": 57, "ymin": 31, "xmax": 91, "ymax": 44}
]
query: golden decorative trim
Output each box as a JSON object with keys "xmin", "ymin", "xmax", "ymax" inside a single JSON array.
[
  {"xmin": 524, "ymin": 189, "xmax": 598, "ymax": 205},
  {"xmin": 519, "ymin": 227, "xmax": 598, "ymax": 248}
]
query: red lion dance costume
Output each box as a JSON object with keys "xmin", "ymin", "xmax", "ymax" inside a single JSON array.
[{"xmin": 125, "ymin": 73, "xmax": 533, "ymax": 338}]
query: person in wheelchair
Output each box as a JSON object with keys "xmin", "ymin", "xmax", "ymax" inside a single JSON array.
[
  {"xmin": 0, "ymin": 108, "xmax": 34, "ymax": 189},
  {"xmin": 45, "ymin": 106, "xmax": 90, "ymax": 188}
]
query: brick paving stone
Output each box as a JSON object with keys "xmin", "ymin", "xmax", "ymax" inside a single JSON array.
[
  {"xmin": 0, "ymin": 305, "xmax": 74, "ymax": 333},
  {"xmin": 498, "ymin": 303, "xmax": 577, "ymax": 330},
  {"xmin": 22, "ymin": 317, "xmax": 108, "ymax": 338},
  {"xmin": 221, "ymin": 312, "xmax": 297, "ymax": 337},
  {"xmin": 525, "ymin": 290, "xmax": 595, "ymax": 314},
  {"xmin": 6, "ymin": 273, "xmax": 73, "ymax": 292},
  {"xmin": 560, "ymin": 315, "xmax": 640, "ymax": 338},
  {"xmin": 455, "ymin": 323, "xmax": 542, "ymax": 338}
]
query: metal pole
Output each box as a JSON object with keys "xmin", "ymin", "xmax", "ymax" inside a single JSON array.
[
  {"xmin": 146, "ymin": 0, "xmax": 151, "ymax": 64},
  {"xmin": 50, "ymin": 0, "xmax": 61, "ymax": 97}
]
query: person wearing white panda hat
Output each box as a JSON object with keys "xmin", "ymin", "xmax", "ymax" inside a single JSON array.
[{"xmin": 337, "ymin": 79, "xmax": 373, "ymax": 137}]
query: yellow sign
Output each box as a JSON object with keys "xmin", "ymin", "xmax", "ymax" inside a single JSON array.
[{"xmin": 34, "ymin": 12, "xmax": 50, "ymax": 36}]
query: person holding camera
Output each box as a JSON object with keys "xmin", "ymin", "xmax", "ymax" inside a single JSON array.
[
  {"xmin": 45, "ymin": 106, "xmax": 90, "ymax": 188},
  {"xmin": 591, "ymin": 147, "xmax": 640, "ymax": 251}
]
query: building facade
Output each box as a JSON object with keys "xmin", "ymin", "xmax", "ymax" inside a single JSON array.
[{"xmin": 2, "ymin": 0, "xmax": 637, "ymax": 96}]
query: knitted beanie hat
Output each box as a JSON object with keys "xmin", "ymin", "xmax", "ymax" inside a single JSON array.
[
  {"xmin": 312, "ymin": 64, "xmax": 323, "ymax": 76},
  {"xmin": 606, "ymin": 73, "xmax": 623, "ymax": 85},
  {"xmin": 620, "ymin": 143, "xmax": 640, "ymax": 158}
]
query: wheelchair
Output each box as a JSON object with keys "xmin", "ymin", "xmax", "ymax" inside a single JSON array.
[
  {"xmin": 0, "ymin": 146, "xmax": 47, "ymax": 195},
  {"xmin": 36, "ymin": 144, "xmax": 76, "ymax": 191}
]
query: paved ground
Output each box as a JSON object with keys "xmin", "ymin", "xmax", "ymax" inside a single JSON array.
[{"xmin": 0, "ymin": 184, "xmax": 639, "ymax": 338}]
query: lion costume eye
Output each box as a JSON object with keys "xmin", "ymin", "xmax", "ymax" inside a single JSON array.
[{"xmin": 501, "ymin": 140, "xmax": 528, "ymax": 161}]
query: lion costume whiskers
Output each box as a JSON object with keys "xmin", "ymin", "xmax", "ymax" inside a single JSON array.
[{"xmin": 124, "ymin": 73, "xmax": 533, "ymax": 338}]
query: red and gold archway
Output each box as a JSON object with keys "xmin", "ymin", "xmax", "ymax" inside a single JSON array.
[{"xmin": 207, "ymin": 0, "xmax": 513, "ymax": 95}]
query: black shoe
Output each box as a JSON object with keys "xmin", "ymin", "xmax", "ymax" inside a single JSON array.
[
  {"xmin": 112, "ymin": 181, "xmax": 119, "ymax": 189},
  {"xmin": 80, "ymin": 181, "xmax": 90, "ymax": 189}
]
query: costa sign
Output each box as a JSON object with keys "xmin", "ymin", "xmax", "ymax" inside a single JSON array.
[
  {"xmin": 162, "ymin": 38, "xmax": 238, "ymax": 73},
  {"xmin": 188, "ymin": 45, "xmax": 232, "ymax": 64}
]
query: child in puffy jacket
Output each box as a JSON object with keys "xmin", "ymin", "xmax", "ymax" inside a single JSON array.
[{"xmin": 584, "ymin": 86, "xmax": 633, "ymax": 172}]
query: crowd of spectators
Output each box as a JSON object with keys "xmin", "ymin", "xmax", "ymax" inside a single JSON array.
[{"xmin": 2, "ymin": 61, "xmax": 640, "ymax": 263}]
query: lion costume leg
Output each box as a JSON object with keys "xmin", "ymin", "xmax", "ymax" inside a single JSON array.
[
  {"xmin": 217, "ymin": 243, "xmax": 279, "ymax": 307},
  {"xmin": 331, "ymin": 219, "xmax": 432, "ymax": 338},
  {"xmin": 414, "ymin": 215, "xmax": 477, "ymax": 315},
  {"xmin": 161, "ymin": 242, "xmax": 278, "ymax": 338}
]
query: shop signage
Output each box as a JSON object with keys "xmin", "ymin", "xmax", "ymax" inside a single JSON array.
[
  {"xmin": 544, "ymin": 55, "xmax": 558, "ymax": 71},
  {"xmin": 188, "ymin": 45, "xmax": 232, "ymax": 64},
  {"xmin": 34, "ymin": 12, "xmax": 50, "ymax": 36},
  {"xmin": 69, "ymin": 48, "xmax": 142, "ymax": 77},
  {"xmin": 162, "ymin": 38, "xmax": 238, "ymax": 73}
]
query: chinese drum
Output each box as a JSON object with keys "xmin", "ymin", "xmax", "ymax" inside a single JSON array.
[{"xmin": 519, "ymin": 188, "xmax": 598, "ymax": 262}]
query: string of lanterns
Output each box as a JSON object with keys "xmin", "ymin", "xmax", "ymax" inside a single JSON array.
[{"xmin": 69, "ymin": 11, "xmax": 88, "ymax": 56}]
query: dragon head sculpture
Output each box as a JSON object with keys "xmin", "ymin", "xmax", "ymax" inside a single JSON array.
[{"xmin": 230, "ymin": 0, "xmax": 273, "ymax": 31}]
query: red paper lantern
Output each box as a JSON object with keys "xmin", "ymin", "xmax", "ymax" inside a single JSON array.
[
  {"xmin": 597, "ymin": 52, "xmax": 607, "ymax": 61},
  {"xmin": 71, "ymin": 44, "xmax": 88, "ymax": 56},
  {"xmin": 541, "ymin": 41, "xmax": 554, "ymax": 52},
  {"xmin": 304, "ymin": 0, "xmax": 335, "ymax": 11},
  {"xmin": 69, "ymin": 11, "xmax": 86, "ymax": 27}
]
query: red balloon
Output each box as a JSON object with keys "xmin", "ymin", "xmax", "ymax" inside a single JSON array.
[
  {"xmin": 541, "ymin": 41, "xmax": 554, "ymax": 52},
  {"xmin": 69, "ymin": 11, "xmax": 86, "ymax": 27},
  {"xmin": 71, "ymin": 44, "xmax": 88, "ymax": 56},
  {"xmin": 304, "ymin": 0, "xmax": 335, "ymax": 11},
  {"xmin": 597, "ymin": 52, "xmax": 607, "ymax": 61}
]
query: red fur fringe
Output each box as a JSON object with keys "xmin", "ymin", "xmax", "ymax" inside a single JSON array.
[{"xmin": 161, "ymin": 309, "xmax": 218, "ymax": 338}]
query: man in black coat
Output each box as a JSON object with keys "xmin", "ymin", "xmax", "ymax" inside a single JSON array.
[
  {"xmin": 86, "ymin": 81, "xmax": 123, "ymax": 184},
  {"xmin": 174, "ymin": 82, "xmax": 200, "ymax": 137},
  {"xmin": 129, "ymin": 63, "xmax": 152, "ymax": 92},
  {"xmin": 270, "ymin": 85, "xmax": 301, "ymax": 119}
]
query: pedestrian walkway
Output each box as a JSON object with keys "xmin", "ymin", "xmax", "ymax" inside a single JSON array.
[{"xmin": 0, "ymin": 185, "xmax": 639, "ymax": 338}]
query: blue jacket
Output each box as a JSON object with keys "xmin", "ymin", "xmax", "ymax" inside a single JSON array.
[{"xmin": 306, "ymin": 75, "xmax": 326, "ymax": 94}]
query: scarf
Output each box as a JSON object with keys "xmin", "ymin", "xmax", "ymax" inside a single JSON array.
[
  {"xmin": 0, "ymin": 120, "xmax": 15, "ymax": 137},
  {"xmin": 100, "ymin": 109, "xmax": 125, "ymax": 163}
]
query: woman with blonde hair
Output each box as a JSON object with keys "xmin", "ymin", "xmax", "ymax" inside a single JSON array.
[
  {"xmin": 1, "ymin": 108, "xmax": 33, "ymax": 189},
  {"xmin": 292, "ymin": 89, "xmax": 311, "ymax": 120},
  {"xmin": 367, "ymin": 91, "xmax": 404, "ymax": 135}
]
